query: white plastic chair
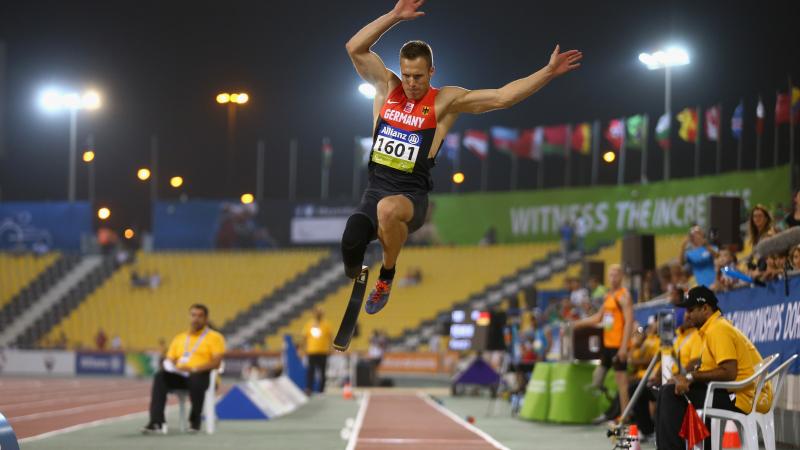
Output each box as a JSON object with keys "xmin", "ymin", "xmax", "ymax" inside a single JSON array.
[
  {"xmin": 701, "ymin": 353, "xmax": 779, "ymax": 450},
  {"xmin": 753, "ymin": 354, "xmax": 798, "ymax": 450},
  {"xmin": 172, "ymin": 364, "xmax": 223, "ymax": 434}
]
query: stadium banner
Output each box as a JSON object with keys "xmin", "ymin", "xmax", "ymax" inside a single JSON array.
[
  {"xmin": 430, "ymin": 165, "xmax": 790, "ymax": 245},
  {"xmin": 75, "ymin": 351, "xmax": 126, "ymax": 375},
  {"xmin": 377, "ymin": 352, "xmax": 443, "ymax": 374},
  {"xmin": 634, "ymin": 276, "xmax": 800, "ymax": 375},
  {"xmin": 0, "ymin": 202, "xmax": 91, "ymax": 250},
  {"xmin": 0, "ymin": 349, "xmax": 75, "ymax": 375},
  {"xmin": 153, "ymin": 200, "xmax": 356, "ymax": 249}
]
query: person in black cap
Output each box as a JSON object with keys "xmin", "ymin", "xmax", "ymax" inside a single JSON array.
[{"xmin": 655, "ymin": 286, "xmax": 772, "ymax": 450}]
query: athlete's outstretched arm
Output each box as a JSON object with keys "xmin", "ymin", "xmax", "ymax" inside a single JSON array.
[
  {"xmin": 345, "ymin": 0, "xmax": 426, "ymax": 88},
  {"xmin": 445, "ymin": 45, "xmax": 582, "ymax": 115}
]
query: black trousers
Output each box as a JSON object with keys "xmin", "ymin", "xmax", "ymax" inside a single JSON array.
[
  {"xmin": 148, "ymin": 370, "xmax": 210, "ymax": 427},
  {"xmin": 306, "ymin": 354, "xmax": 328, "ymax": 393},
  {"xmin": 629, "ymin": 380, "xmax": 657, "ymax": 435},
  {"xmin": 656, "ymin": 382, "xmax": 741, "ymax": 450}
]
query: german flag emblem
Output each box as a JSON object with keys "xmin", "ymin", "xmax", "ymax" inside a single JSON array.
[{"xmin": 422, "ymin": 106, "xmax": 430, "ymax": 115}]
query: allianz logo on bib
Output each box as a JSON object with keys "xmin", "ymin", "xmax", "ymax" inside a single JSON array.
[{"xmin": 379, "ymin": 124, "xmax": 420, "ymax": 145}]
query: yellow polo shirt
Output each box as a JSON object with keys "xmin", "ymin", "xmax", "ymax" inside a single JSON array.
[
  {"xmin": 167, "ymin": 327, "xmax": 226, "ymax": 370},
  {"xmin": 303, "ymin": 319, "xmax": 333, "ymax": 355},
  {"xmin": 673, "ymin": 326, "xmax": 703, "ymax": 374},
  {"xmin": 697, "ymin": 311, "xmax": 772, "ymax": 413}
]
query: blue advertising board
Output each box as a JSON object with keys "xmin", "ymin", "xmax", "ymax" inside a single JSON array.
[
  {"xmin": 75, "ymin": 352, "xmax": 126, "ymax": 375},
  {"xmin": 0, "ymin": 202, "xmax": 91, "ymax": 250}
]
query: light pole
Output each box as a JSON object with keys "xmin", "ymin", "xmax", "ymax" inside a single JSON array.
[
  {"xmin": 639, "ymin": 47, "xmax": 689, "ymax": 181},
  {"xmin": 38, "ymin": 88, "xmax": 101, "ymax": 202},
  {"xmin": 216, "ymin": 92, "xmax": 249, "ymax": 194}
]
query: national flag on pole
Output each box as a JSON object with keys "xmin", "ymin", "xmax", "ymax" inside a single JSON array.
[
  {"xmin": 776, "ymin": 92, "xmax": 791, "ymax": 125},
  {"xmin": 513, "ymin": 129, "xmax": 535, "ymax": 159},
  {"xmin": 531, "ymin": 127, "xmax": 545, "ymax": 160},
  {"xmin": 321, "ymin": 137, "xmax": 333, "ymax": 167},
  {"xmin": 656, "ymin": 113, "xmax": 670, "ymax": 150},
  {"xmin": 731, "ymin": 102, "xmax": 743, "ymax": 140},
  {"xmin": 626, "ymin": 115, "xmax": 645, "ymax": 149},
  {"xmin": 571, "ymin": 122, "xmax": 591, "ymax": 154},
  {"xmin": 676, "ymin": 107, "xmax": 698, "ymax": 143},
  {"xmin": 605, "ymin": 119, "xmax": 624, "ymax": 150},
  {"xmin": 792, "ymin": 86, "xmax": 800, "ymax": 120},
  {"xmin": 443, "ymin": 132, "xmax": 460, "ymax": 163},
  {"xmin": 490, "ymin": 126, "xmax": 520, "ymax": 154},
  {"xmin": 756, "ymin": 98, "xmax": 765, "ymax": 135},
  {"xmin": 541, "ymin": 125, "xmax": 568, "ymax": 155},
  {"xmin": 358, "ymin": 137, "xmax": 373, "ymax": 165},
  {"xmin": 463, "ymin": 130, "xmax": 489, "ymax": 159},
  {"xmin": 705, "ymin": 105, "xmax": 721, "ymax": 141}
]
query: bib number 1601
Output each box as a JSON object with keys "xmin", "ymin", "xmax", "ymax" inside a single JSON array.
[{"xmin": 375, "ymin": 137, "xmax": 417, "ymax": 161}]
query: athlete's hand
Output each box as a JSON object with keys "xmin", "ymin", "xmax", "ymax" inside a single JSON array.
[
  {"xmin": 547, "ymin": 45, "xmax": 582, "ymax": 77},
  {"xmin": 392, "ymin": 0, "xmax": 426, "ymax": 21}
]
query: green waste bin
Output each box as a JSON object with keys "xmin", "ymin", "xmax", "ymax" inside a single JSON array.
[
  {"xmin": 519, "ymin": 362, "xmax": 552, "ymax": 421},
  {"xmin": 547, "ymin": 362, "xmax": 604, "ymax": 423}
]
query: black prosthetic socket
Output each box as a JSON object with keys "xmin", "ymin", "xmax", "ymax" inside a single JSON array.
[{"xmin": 341, "ymin": 214, "xmax": 374, "ymax": 278}]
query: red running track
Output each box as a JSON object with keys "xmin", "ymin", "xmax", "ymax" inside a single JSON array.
[
  {"xmin": 349, "ymin": 392, "xmax": 509, "ymax": 450},
  {"xmin": 0, "ymin": 377, "xmax": 169, "ymax": 439}
]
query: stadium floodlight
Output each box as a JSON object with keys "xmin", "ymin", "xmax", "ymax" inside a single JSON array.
[
  {"xmin": 638, "ymin": 45, "xmax": 690, "ymax": 181},
  {"xmin": 358, "ymin": 83, "xmax": 376, "ymax": 99},
  {"xmin": 638, "ymin": 47, "xmax": 690, "ymax": 71},
  {"xmin": 170, "ymin": 176, "xmax": 184, "ymax": 188},
  {"xmin": 37, "ymin": 86, "xmax": 103, "ymax": 202},
  {"xmin": 97, "ymin": 207, "xmax": 111, "ymax": 220}
]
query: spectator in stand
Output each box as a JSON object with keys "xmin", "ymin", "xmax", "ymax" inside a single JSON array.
[
  {"xmin": 566, "ymin": 277, "xmax": 590, "ymax": 308},
  {"xmin": 588, "ymin": 275, "xmax": 608, "ymax": 308},
  {"xmin": 680, "ymin": 225, "xmax": 718, "ymax": 287},
  {"xmin": 790, "ymin": 245, "xmax": 800, "ymax": 270},
  {"xmin": 95, "ymin": 328, "xmax": 108, "ymax": 350},
  {"xmin": 761, "ymin": 251, "xmax": 788, "ymax": 282},
  {"xmin": 559, "ymin": 220, "xmax": 574, "ymax": 256},
  {"xmin": 111, "ymin": 334, "xmax": 123, "ymax": 351},
  {"xmin": 654, "ymin": 264, "xmax": 672, "ymax": 298},
  {"xmin": 710, "ymin": 248, "xmax": 741, "ymax": 292},
  {"xmin": 669, "ymin": 262, "xmax": 689, "ymax": 288},
  {"xmin": 747, "ymin": 204, "xmax": 774, "ymax": 253},
  {"xmin": 559, "ymin": 297, "xmax": 580, "ymax": 321},
  {"xmin": 783, "ymin": 191, "xmax": 800, "ymax": 229}
]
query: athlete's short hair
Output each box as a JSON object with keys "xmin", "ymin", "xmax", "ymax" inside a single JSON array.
[{"xmin": 400, "ymin": 40, "xmax": 433, "ymax": 68}]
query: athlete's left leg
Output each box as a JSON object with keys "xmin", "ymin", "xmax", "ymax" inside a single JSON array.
[{"xmin": 364, "ymin": 195, "xmax": 413, "ymax": 314}]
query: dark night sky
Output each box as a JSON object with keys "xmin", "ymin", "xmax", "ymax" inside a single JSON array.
[{"xmin": 1, "ymin": 0, "xmax": 798, "ymax": 232}]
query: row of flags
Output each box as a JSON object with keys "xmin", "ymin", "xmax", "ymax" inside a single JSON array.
[{"xmin": 326, "ymin": 86, "xmax": 800, "ymax": 164}]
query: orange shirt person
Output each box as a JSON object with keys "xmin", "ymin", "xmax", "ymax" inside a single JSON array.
[{"xmin": 573, "ymin": 264, "xmax": 634, "ymax": 417}]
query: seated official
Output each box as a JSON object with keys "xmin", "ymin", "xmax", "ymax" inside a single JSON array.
[
  {"xmin": 656, "ymin": 286, "xmax": 772, "ymax": 450},
  {"xmin": 142, "ymin": 304, "xmax": 225, "ymax": 434}
]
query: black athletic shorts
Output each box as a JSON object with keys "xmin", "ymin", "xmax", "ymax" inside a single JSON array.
[
  {"xmin": 600, "ymin": 347, "xmax": 628, "ymax": 372},
  {"xmin": 354, "ymin": 188, "xmax": 429, "ymax": 240}
]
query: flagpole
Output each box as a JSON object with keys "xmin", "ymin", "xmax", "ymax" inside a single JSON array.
[
  {"xmin": 618, "ymin": 118, "xmax": 626, "ymax": 186},
  {"xmin": 352, "ymin": 137, "xmax": 361, "ymax": 201},
  {"xmin": 452, "ymin": 145, "xmax": 460, "ymax": 193},
  {"xmin": 591, "ymin": 120, "xmax": 600, "ymax": 185},
  {"xmin": 756, "ymin": 95, "xmax": 763, "ymax": 170},
  {"xmin": 564, "ymin": 124, "xmax": 572, "ymax": 187},
  {"xmin": 289, "ymin": 138, "xmax": 298, "ymax": 201},
  {"xmin": 715, "ymin": 104, "xmax": 721, "ymax": 174},
  {"xmin": 695, "ymin": 106, "xmax": 702, "ymax": 177},
  {"xmin": 737, "ymin": 99, "xmax": 743, "ymax": 171},
  {"xmin": 790, "ymin": 76, "xmax": 796, "ymax": 188},
  {"xmin": 510, "ymin": 153, "xmax": 518, "ymax": 190},
  {"xmin": 481, "ymin": 153, "xmax": 488, "ymax": 192},
  {"xmin": 774, "ymin": 91, "xmax": 780, "ymax": 167},
  {"xmin": 664, "ymin": 65, "xmax": 672, "ymax": 181},
  {"xmin": 256, "ymin": 139, "xmax": 265, "ymax": 203},
  {"xmin": 641, "ymin": 114, "xmax": 649, "ymax": 184}
]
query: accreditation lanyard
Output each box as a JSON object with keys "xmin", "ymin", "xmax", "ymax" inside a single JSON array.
[{"xmin": 179, "ymin": 327, "xmax": 209, "ymax": 365}]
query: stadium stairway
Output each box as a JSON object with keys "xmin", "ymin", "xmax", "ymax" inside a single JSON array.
[
  {"xmin": 391, "ymin": 242, "xmax": 614, "ymax": 350},
  {"xmin": 2, "ymin": 255, "xmax": 119, "ymax": 348},
  {"xmin": 222, "ymin": 249, "xmax": 378, "ymax": 349},
  {"xmin": 0, "ymin": 253, "xmax": 82, "ymax": 334}
]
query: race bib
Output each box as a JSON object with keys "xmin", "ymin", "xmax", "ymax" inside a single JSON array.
[
  {"xmin": 371, "ymin": 123, "xmax": 421, "ymax": 173},
  {"xmin": 602, "ymin": 312, "xmax": 615, "ymax": 331}
]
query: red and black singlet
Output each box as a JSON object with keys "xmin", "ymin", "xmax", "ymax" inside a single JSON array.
[{"xmin": 368, "ymin": 85, "xmax": 440, "ymax": 193}]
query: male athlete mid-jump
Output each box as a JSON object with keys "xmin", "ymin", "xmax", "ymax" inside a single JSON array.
[{"xmin": 342, "ymin": 0, "xmax": 582, "ymax": 316}]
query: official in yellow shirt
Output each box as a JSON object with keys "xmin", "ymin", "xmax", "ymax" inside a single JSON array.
[
  {"xmin": 143, "ymin": 304, "xmax": 225, "ymax": 434},
  {"xmin": 655, "ymin": 286, "xmax": 771, "ymax": 450},
  {"xmin": 301, "ymin": 307, "xmax": 333, "ymax": 395}
]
